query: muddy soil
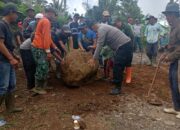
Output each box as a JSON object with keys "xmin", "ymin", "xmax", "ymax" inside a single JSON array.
[{"xmin": 0, "ymin": 53, "xmax": 179, "ymax": 130}]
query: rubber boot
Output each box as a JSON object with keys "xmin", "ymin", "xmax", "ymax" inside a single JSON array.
[
  {"xmin": 125, "ymin": 67, "xmax": 132, "ymax": 84},
  {"xmin": 0, "ymin": 95, "xmax": 5, "ymax": 107},
  {"xmin": 110, "ymin": 83, "xmax": 121, "ymax": 95},
  {"xmin": 5, "ymin": 92, "xmax": 23, "ymax": 113},
  {"xmin": 32, "ymin": 80, "xmax": 47, "ymax": 95},
  {"xmin": 152, "ymin": 57, "xmax": 157, "ymax": 67}
]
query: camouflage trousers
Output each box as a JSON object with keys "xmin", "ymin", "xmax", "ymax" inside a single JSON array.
[{"xmin": 31, "ymin": 47, "xmax": 49, "ymax": 85}]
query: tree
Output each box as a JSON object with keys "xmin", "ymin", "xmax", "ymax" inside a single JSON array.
[
  {"xmin": 116, "ymin": 0, "xmax": 144, "ymax": 21},
  {"xmin": 49, "ymin": 0, "xmax": 67, "ymax": 14},
  {"xmin": 85, "ymin": 0, "xmax": 143, "ymax": 22}
]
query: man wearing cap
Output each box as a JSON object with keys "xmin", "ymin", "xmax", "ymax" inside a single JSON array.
[
  {"xmin": 31, "ymin": 8, "xmax": 57, "ymax": 95},
  {"xmin": 0, "ymin": 3, "xmax": 23, "ymax": 113},
  {"xmin": 144, "ymin": 15, "xmax": 163, "ymax": 67},
  {"xmin": 78, "ymin": 22, "xmax": 97, "ymax": 52},
  {"xmin": 70, "ymin": 13, "xmax": 80, "ymax": 49},
  {"xmin": 89, "ymin": 22, "xmax": 133, "ymax": 95},
  {"xmin": 23, "ymin": 13, "xmax": 44, "ymax": 41},
  {"xmin": 23, "ymin": 8, "xmax": 35, "ymax": 30},
  {"xmin": 58, "ymin": 25, "xmax": 73, "ymax": 56},
  {"xmin": 102, "ymin": 10, "xmax": 111, "ymax": 25},
  {"xmin": 133, "ymin": 19, "xmax": 143, "ymax": 52},
  {"xmin": 20, "ymin": 13, "xmax": 44, "ymax": 90},
  {"xmin": 113, "ymin": 18, "xmax": 134, "ymax": 84},
  {"xmin": 161, "ymin": 0, "xmax": 180, "ymax": 119},
  {"xmin": 53, "ymin": 25, "xmax": 73, "ymax": 79}
]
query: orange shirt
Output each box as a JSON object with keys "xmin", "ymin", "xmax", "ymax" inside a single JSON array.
[{"xmin": 32, "ymin": 17, "xmax": 52, "ymax": 50}]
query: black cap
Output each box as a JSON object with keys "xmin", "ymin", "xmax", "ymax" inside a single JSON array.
[
  {"xmin": 74, "ymin": 13, "xmax": 80, "ymax": 18},
  {"xmin": 26, "ymin": 8, "xmax": 35, "ymax": 12},
  {"xmin": 88, "ymin": 20, "xmax": 98, "ymax": 27},
  {"xmin": 78, "ymin": 22, "xmax": 87, "ymax": 29},
  {"xmin": 45, "ymin": 7, "xmax": 56, "ymax": 14},
  {"xmin": 2, "ymin": 3, "xmax": 21, "ymax": 16},
  {"xmin": 146, "ymin": 15, "xmax": 156, "ymax": 20}
]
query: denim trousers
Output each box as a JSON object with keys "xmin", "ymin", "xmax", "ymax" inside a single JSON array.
[
  {"xmin": 146, "ymin": 42, "xmax": 158, "ymax": 60},
  {"xmin": 134, "ymin": 36, "xmax": 142, "ymax": 52},
  {"xmin": 0, "ymin": 61, "xmax": 16, "ymax": 95},
  {"xmin": 169, "ymin": 60, "xmax": 180, "ymax": 111}
]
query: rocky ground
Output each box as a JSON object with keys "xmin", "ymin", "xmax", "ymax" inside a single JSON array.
[{"xmin": 0, "ymin": 52, "xmax": 180, "ymax": 130}]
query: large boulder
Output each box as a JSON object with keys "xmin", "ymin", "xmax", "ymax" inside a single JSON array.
[{"xmin": 61, "ymin": 50, "xmax": 99, "ymax": 86}]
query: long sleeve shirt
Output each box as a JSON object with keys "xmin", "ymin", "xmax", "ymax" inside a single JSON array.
[
  {"xmin": 32, "ymin": 17, "xmax": 53, "ymax": 50},
  {"xmin": 93, "ymin": 24, "xmax": 131, "ymax": 59},
  {"xmin": 166, "ymin": 19, "xmax": 180, "ymax": 62}
]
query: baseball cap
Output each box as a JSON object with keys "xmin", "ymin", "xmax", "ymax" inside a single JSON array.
[
  {"xmin": 45, "ymin": 7, "xmax": 56, "ymax": 14},
  {"xmin": 102, "ymin": 11, "xmax": 110, "ymax": 17},
  {"xmin": 26, "ymin": 8, "xmax": 35, "ymax": 12},
  {"xmin": 62, "ymin": 25, "xmax": 71, "ymax": 33},
  {"xmin": 74, "ymin": 13, "xmax": 80, "ymax": 18},
  {"xmin": 35, "ymin": 13, "xmax": 44, "ymax": 19},
  {"xmin": 2, "ymin": 3, "xmax": 21, "ymax": 16},
  {"xmin": 78, "ymin": 22, "xmax": 87, "ymax": 29}
]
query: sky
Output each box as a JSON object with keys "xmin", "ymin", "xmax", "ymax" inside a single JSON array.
[{"xmin": 47, "ymin": 0, "xmax": 170, "ymax": 17}]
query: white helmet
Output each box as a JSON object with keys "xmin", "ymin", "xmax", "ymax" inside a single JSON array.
[{"xmin": 35, "ymin": 13, "xmax": 44, "ymax": 19}]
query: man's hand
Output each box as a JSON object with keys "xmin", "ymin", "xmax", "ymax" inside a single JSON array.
[
  {"xmin": 9, "ymin": 58, "xmax": 19, "ymax": 69},
  {"xmin": 13, "ymin": 54, "xmax": 21, "ymax": 63},
  {"xmin": 88, "ymin": 45, "xmax": 96, "ymax": 49},
  {"xmin": 55, "ymin": 48, "xmax": 61, "ymax": 55},
  {"xmin": 61, "ymin": 59, "xmax": 65, "ymax": 65},
  {"xmin": 88, "ymin": 58, "xmax": 96, "ymax": 67},
  {"xmin": 163, "ymin": 55, "xmax": 171, "ymax": 62},
  {"xmin": 46, "ymin": 53, "xmax": 52, "ymax": 61},
  {"xmin": 160, "ymin": 53, "xmax": 170, "ymax": 62}
]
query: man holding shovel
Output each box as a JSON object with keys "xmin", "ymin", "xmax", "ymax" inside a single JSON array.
[{"xmin": 161, "ymin": 0, "xmax": 180, "ymax": 119}]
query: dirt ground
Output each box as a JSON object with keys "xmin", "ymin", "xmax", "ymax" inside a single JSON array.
[{"xmin": 1, "ymin": 53, "xmax": 180, "ymax": 130}]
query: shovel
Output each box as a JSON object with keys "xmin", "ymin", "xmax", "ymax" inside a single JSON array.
[{"xmin": 146, "ymin": 55, "xmax": 164, "ymax": 105}]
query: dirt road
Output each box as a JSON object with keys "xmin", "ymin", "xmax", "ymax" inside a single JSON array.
[{"xmin": 1, "ymin": 53, "xmax": 180, "ymax": 130}]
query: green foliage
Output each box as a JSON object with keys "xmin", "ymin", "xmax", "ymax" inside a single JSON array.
[
  {"xmin": 50, "ymin": 0, "xmax": 67, "ymax": 13},
  {"xmin": 57, "ymin": 12, "xmax": 69, "ymax": 27},
  {"xmin": 117, "ymin": 0, "xmax": 144, "ymax": 22},
  {"xmin": 86, "ymin": 0, "xmax": 144, "ymax": 22}
]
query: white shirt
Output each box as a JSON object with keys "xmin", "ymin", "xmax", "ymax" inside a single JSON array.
[
  {"xmin": 133, "ymin": 24, "xmax": 142, "ymax": 37},
  {"xmin": 145, "ymin": 23, "xmax": 163, "ymax": 43}
]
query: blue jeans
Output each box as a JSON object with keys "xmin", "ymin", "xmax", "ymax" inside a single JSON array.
[
  {"xmin": 0, "ymin": 62, "xmax": 16, "ymax": 95},
  {"xmin": 146, "ymin": 42, "xmax": 158, "ymax": 60},
  {"xmin": 134, "ymin": 37, "xmax": 142, "ymax": 52},
  {"xmin": 169, "ymin": 60, "xmax": 180, "ymax": 111}
]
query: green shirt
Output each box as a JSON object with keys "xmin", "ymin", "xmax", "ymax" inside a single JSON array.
[{"xmin": 121, "ymin": 23, "xmax": 134, "ymax": 41}]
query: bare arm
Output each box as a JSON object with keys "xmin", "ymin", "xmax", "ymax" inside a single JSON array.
[
  {"xmin": 78, "ymin": 41, "xmax": 85, "ymax": 50},
  {"xmin": 16, "ymin": 35, "xmax": 22, "ymax": 46},
  {"xmin": 69, "ymin": 36, "xmax": 73, "ymax": 50},
  {"xmin": 59, "ymin": 40, "xmax": 68, "ymax": 53}
]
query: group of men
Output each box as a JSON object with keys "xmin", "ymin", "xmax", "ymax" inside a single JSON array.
[{"xmin": 0, "ymin": 0, "xmax": 180, "ymax": 121}]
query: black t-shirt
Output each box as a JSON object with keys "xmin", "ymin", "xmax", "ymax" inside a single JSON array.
[
  {"xmin": 70, "ymin": 22, "xmax": 79, "ymax": 29},
  {"xmin": 58, "ymin": 32, "xmax": 72, "ymax": 45},
  {"xmin": 0, "ymin": 20, "xmax": 14, "ymax": 62},
  {"xmin": 14, "ymin": 30, "xmax": 24, "ymax": 44}
]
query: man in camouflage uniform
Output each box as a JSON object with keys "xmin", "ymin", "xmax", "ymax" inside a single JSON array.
[{"xmin": 161, "ymin": 1, "xmax": 180, "ymax": 119}]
